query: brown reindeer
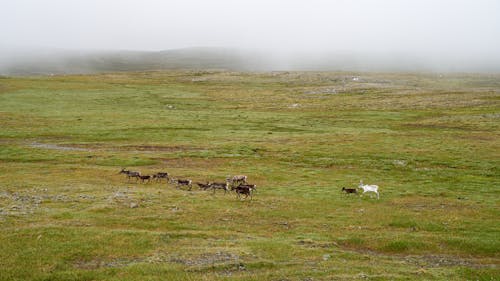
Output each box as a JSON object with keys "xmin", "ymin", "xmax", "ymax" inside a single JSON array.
[
  {"xmin": 232, "ymin": 183, "xmax": 257, "ymax": 192},
  {"xmin": 233, "ymin": 184, "xmax": 256, "ymax": 200},
  {"xmin": 153, "ymin": 172, "xmax": 169, "ymax": 182},
  {"xmin": 210, "ymin": 182, "xmax": 229, "ymax": 194},
  {"xmin": 174, "ymin": 179, "xmax": 192, "ymax": 190},
  {"xmin": 341, "ymin": 187, "xmax": 358, "ymax": 195},
  {"xmin": 119, "ymin": 168, "xmax": 141, "ymax": 181},
  {"xmin": 128, "ymin": 171, "xmax": 141, "ymax": 181},
  {"xmin": 196, "ymin": 182, "xmax": 212, "ymax": 190},
  {"xmin": 138, "ymin": 175, "xmax": 152, "ymax": 183}
]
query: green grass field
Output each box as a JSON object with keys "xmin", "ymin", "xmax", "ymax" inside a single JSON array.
[{"xmin": 0, "ymin": 71, "xmax": 499, "ymax": 280}]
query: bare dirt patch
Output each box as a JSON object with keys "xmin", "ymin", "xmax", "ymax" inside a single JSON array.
[
  {"xmin": 303, "ymin": 87, "xmax": 338, "ymax": 95},
  {"xmin": 339, "ymin": 247, "xmax": 495, "ymax": 269},
  {"xmin": 74, "ymin": 257, "xmax": 146, "ymax": 270},
  {"xmin": 0, "ymin": 188, "xmax": 84, "ymax": 219},
  {"xmin": 170, "ymin": 251, "xmax": 240, "ymax": 266},
  {"xmin": 121, "ymin": 145, "xmax": 201, "ymax": 152},
  {"xmin": 297, "ymin": 239, "xmax": 339, "ymax": 249},
  {"xmin": 73, "ymin": 251, "xmax": 242, "ymax": 270},
  {"xmin": 403, "ymin": 255, "xmax": 495, "ymax": 268},
  {"xmin": 29, "ymin": 142, "xmax": 90, "ymax": 152}
]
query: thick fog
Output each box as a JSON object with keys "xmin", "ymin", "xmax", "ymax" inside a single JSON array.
[{"xmin": 1, "ymin": 0, "xmax": 500, "ymax": 73}]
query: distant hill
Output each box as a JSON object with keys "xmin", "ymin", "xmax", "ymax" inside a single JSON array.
[
  {"xmin": 1, "ymin": 47, "xmax": 499, "ymax": 75},
  {"xmin": 0, "ymin": 47, "xmax": 273, "ymax": 75}
]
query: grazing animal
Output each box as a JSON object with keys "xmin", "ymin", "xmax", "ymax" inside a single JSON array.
[
  {"xmin": 358, "ymin": 180, "xmax": 379, "ymax": 199},
  {"xmin": 154, "ymin": 172, "xmax": 169, "ymax": 182},
  {"xmin": 196, "ymin": 182, "xmax": 212, "ymax": 190},
  {"xmin": 210, "ymin": 182, "xmax": 229, "ymax": 194},
  {"xmin": 118, "ymin": 168, "xmax": 130, "ymax": 175},
  {"xmin": 138, "ymin": 175, "xmax": 152, "ymax": 183},
  {"xmin": 233, "ymin": 184, "xmax": 256, "ymax": 200},
  {"xmin": 176, "ymin": 179, "xmax": 193, "ymax": 190},
  {"xmin": 226, "ymin": 175, "xmax": 248, "ymax": 187},
  {"xmin": 233, "ymin": 183, "xmax": 257, "ymax": 192},
  {"xmin": 119, "ymin": 168, "xmax": 141, "ymax": 181},
  {"xmin": 342, "ymin": 187, "xmax": 358, "ymax": 194},
  {"xmin": 127, "ymin": 171, "xmax": 141, "ymax": 181}
]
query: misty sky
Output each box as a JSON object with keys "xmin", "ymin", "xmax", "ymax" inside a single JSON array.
[{"xmin": 1, "ymin": 0, "xmax": 500, "ymax": 58}]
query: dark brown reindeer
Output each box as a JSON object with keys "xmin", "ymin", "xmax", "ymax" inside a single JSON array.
[
  {"xmin": 233, "ymin": 183, "xmax": 257, "ymax": 192},
  {"xmin": 153, "ymin": 172, "xmax": 169, "ymax": 182},
  {"xmin": 232, "ymin": 184, "xmax": 256, "ymax": 200},
  {"xmin": 196, "ymin": 182, "xmax": 212, "ymax": 190},
  {"xmin": 138, "ymin": 175, "xmax": 153, "ymax": 183},
  {"xmin": 171, "ymin": 179, "xmax": 192, "ymax": 190},
  {"xmin": 235, "ymin": 187, "xmax": 252, "ymax": 199},
  {"xmin": 341, "ymin": 187, "xmax": 358, "ymax": 195}
]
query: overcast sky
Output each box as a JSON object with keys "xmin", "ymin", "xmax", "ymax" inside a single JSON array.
[{"xmin": 1, "ymin": 0, "xmax": 500, "ymax": 59}]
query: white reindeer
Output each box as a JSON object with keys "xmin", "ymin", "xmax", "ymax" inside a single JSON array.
[{"xmin": 358, "ymin": 180, "xmax": 379, "ymax": 199}]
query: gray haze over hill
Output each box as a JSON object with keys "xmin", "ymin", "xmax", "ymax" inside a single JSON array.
[
  {"xmin": 1, "ymin": 0, "xmax": 500, "ymax": 74},
  {"xmin": 1, "ymin": 47, "xmax": 500, "ymax": 75}
]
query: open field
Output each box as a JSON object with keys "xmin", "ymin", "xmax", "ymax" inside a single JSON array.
[{"xmin": 0, "ymin": 71, "xmax": 499, "ymax": 280}]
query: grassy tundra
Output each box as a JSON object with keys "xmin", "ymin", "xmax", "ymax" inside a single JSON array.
[{"xmin": 0, "ymin": 71, "xmax": 498, "ymax": 280}]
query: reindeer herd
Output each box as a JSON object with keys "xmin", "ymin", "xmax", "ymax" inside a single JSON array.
[
  {"xmin": 119, "ymin": 168, "xmax": 380, "ymax": 200},
  {"xmin": 118, "ymin": 168, "xmax": 257, "ymax": 200}
]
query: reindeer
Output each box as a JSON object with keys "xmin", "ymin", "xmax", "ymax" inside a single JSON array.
[
  {"xmin": 138, "ymin": 175, "xmax": 153, "ymax": 183},
  {"xmin": 233, "ymin": 183, "xmax": 257, "ymax": 192},
  {"xmin": 175, "ymin": 179, "xmax": 192, "ymax": 190},
  {"xmin": 128, "ymin": 171, "xmax": 141, "ymax": 181},
  {"xmin": 210, "ymin": 182, "xmax": 229, "ymax": 194},
  {"xmin": 341, "ymin": 187, "xmax": 358, "ymax": 195},
  {"xmin": 226, "ymin": 175, "xmax": 248, "ymax": 188},
  {"xmin": 358, "ymin": 180, "xmax": 379, "ymax": 199},
  {"xmin": 232, "ymin": 184, "xmax": 256, "ymax": 200},
  {"xmin": 196, "ymin": 182, "xmax": 212, "ymax": 190},
  {"xmin": 153, "ymin": 172, "xmax": 169, "ymax": 182},
  {"xmin": 118, "ymin": 168, "xmax": 130, "ymax": 175},
  {"xmin": 119, "ymin": 168, "xmax": 141, "ymax": 181}
]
